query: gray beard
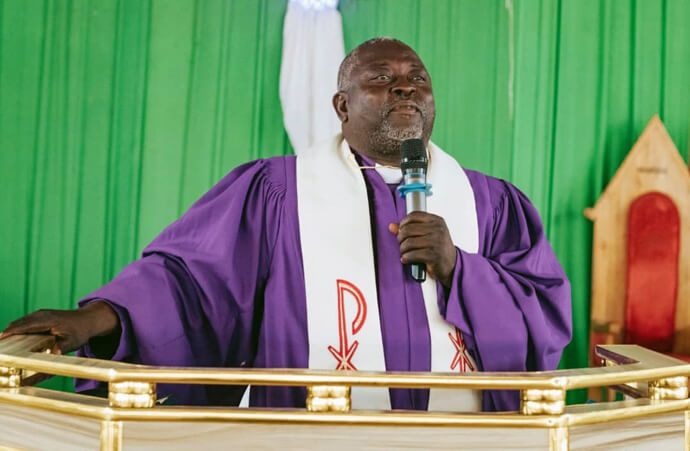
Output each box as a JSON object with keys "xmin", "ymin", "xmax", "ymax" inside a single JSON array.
[{"xmin": 369, "ymin": 106, "xmax": 429, "ymax": 157}]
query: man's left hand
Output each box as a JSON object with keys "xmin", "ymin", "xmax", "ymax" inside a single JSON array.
[{"xmin": 389, "ymin": 211, "xmax": 457, "ymax": 288}]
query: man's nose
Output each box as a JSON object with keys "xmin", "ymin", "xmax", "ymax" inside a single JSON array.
[{"xmin": 391, "ymin": 82, "xmax": 415, "ymax": 97}]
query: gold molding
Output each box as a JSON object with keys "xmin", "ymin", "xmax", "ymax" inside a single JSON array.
[
  {"xmin": 99, "ymin": 420, "xmax": 122, "ymax": 451},
  {"xmin": 0, "ymin": 366, "xmax": 20, "ymax": 388},
  {"xmin": 1, "ymin": 335, "xmax": 689, "ymax": 393},
  {"xmin": 108, "ymin": 381, "xmax": 156, "ymax": 408},
  {"xmin": 548, "ymin": 426, "xmax": 569, "ymax": 451},
  {"xmin": 306, "ymin": 385, "xmax": 351, "ymax": 412},
  {"xmin": 649, "ymin": 376, "xmax": 689, "ymax": 401},
  {"xmin": 1, "ymin": 386, "xmax": 689, "ymax": 429},
  {"xmin": 685, "ymin": 410, "xmax": 690, "ymax": 451},
  {"xmin": 521, "ymin": 389, "xmax": 565, "ymax": 415},
  {"xmin": 2, "ymin": 334, "xmax": 690, "ymax": 439}
]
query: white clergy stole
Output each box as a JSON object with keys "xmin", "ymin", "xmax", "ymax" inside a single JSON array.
[{"xmin": 296, "ymin": 134, "xmax": 481, "ymax": 411}]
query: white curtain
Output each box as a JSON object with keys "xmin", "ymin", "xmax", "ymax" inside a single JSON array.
[{"xmin": 280, "ymin": 0, "xmax": 345, "ymax": 153}]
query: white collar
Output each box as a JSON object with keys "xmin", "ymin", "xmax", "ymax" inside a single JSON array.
[{"xmin": 375, "ymin": 165, "xmax": 403, "ymax": 184}]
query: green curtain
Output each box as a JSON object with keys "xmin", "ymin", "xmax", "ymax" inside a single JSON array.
[
  {"xmin": 1, "ymin": 0, "xmax": 689, "ymax": 403},
  {"xmin": 340, "ymin": 0, "xmax": 690, "ymax": 403}
]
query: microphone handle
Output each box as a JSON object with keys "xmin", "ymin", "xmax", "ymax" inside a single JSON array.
[
  {"xmin": 411, "ymin": 262, "xmax": 426, "ymax": 283},
  {"xmin": 405, "ymin": 188, "xmax": 427, "ymax": 283}
]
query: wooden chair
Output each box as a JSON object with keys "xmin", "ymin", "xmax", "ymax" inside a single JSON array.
[{"xmin": 585, "ymin": 115, "xmax": 690, "ymax": 400}]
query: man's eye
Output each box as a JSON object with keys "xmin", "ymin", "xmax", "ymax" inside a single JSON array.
[
  {"xmin": 411, "ymin": 75, "xmax": 426, "ymax": 82},
  {"xmin": 373, "ymin": 75, "xmax": 390, "ymax": 81}
]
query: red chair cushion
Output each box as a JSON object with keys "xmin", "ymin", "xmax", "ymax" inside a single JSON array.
[{"xmin": 625, "ymin": 192, "xmax": 680, "ymax": 352}]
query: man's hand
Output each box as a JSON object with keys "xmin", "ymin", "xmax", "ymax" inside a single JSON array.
[
  {"xmin": 389, "ymin": 211, "xmax": 457, "ymax": 288},
  {"xmin": 0, "ymin": 302, "xmax": 120, "ymax": 355}
]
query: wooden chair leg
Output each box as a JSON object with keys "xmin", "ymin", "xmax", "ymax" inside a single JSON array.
[{"xmin": 588, "ymin": 386, "xmax": 603, "ymax": 402}]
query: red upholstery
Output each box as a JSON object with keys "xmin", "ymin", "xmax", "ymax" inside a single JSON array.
[{"xmin": 625, "ymin": 192, "xmax": 680, "ymax": 352}]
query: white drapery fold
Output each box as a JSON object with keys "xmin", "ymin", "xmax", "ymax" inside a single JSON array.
[{"xmin": 279, "ymin": 0, "xmax": 345, "ymax": 153}]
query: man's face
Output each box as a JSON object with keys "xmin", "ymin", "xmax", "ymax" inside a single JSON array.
[{"xmin": 336, "ymin": 41, "xmax": 436, "ymax": 161}]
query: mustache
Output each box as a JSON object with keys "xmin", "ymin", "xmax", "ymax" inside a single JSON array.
[{"xmin": 382, "ymin": 101, "xmax": 428, "ymax": 118}]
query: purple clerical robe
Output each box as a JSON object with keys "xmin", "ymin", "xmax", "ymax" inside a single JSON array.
[{"xmin": 76, "ymin": 154, "xmax": 571, "ymax": 412}]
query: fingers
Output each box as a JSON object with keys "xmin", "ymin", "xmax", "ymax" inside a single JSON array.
[
  {"xmin": 396, "ymin": 223, "xmax": 438, "ymax": 244},
  {"xmin": 398, "ymin": 211, "xmax": 441, "ymax": 227},
  {"xmin": 1, "ymin": 309, "xmax": 90, "ymax": 355},
  {"xmin": 399, "ymin": 234, "xmax": 437, "ymax": 257},
  {"xmin": 400, "ymin": 248, "xmax": 437, "ymax": 265},
  {"xmin": 397, "ymin": 214, "xmax": 446, "ymax": 241},
  {"xmin": 393, "ymin": 213, "xmax": 444, "ymax": 237},
  {"xmin": 394, "ymin": 212, "xmax": 456, "ymax": 287},
  {"xmin": 50, "ymin": 342, "xmax": 63, "ymax": 355},
  {"xmin": 395, "ymin": 213, "xmax": 448, "ymax": 261},
  {"xmin": 1, "ymin": 310, "xmax": 59, "ymax": 339}
]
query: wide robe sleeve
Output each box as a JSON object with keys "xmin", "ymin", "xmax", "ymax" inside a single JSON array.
[
  {"xmin": 75, "ymin": 157, "xmax": 288, "ymax": 406},
  {"xmin": 437, "ymin": 172, "xmax": 572, "ymax": 412}
]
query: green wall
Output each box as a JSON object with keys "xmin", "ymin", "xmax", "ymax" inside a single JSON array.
[{"xmin": 1, "ymin": 0, "xmax": 689, "ymax": 402}]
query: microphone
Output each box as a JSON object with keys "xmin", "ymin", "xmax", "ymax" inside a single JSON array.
[{"xmin": 398, "ymin": 139, "xmax": 431, "ymax": 283}]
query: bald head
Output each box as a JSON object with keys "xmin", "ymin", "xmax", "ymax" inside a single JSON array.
[{"xmin": 337, "ymin": 37, "xmax": 414, "ymax": 92}]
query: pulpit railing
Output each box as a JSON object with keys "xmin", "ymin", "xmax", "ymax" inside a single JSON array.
[{"xmin": 0, "ymin": 334, "xmax": 689, "ymax": 450}]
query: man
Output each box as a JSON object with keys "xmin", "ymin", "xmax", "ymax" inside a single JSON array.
[{"xmin": 1, "ymin": 38, "xmax": 571, "ymax": 411}]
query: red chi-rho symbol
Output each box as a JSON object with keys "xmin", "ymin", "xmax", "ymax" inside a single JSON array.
[
  {"xmin": 328, "ymin": 279, "xmax": 367, "ymax": 370},
  {"xmin": 449, "ymin": 328, "xmax": 475, "ymax": 372}
]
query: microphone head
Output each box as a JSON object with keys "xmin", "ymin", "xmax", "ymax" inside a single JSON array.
[{"xmin": 400, "ymin": 139, "xmax": 427, "ymax": 172}]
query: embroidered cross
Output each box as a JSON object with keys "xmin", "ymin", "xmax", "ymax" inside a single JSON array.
[
  {"xmin": 449, "ymin": 328, "xmax": 474, "ymax": 372},
  {"xmin": 328, "ymin": 341, "xmax": 359, "ymax": 370},
  {"xmin": 328, "ymin": 279, "xmax": 367, "ymax": 371}
]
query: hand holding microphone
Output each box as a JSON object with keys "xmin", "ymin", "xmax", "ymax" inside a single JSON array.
[{"xmin": 389, "ymin": 139, "xmax": 457, "ymax": 287}]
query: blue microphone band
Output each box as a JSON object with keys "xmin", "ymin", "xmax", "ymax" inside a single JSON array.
[{"xmin": 396, "ymin": 183, "xmax": 433, "ymax": 198}]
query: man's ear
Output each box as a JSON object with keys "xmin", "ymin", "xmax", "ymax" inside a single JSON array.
[{"xmin": 332, "ymin": 92, "xmax": 348, "ymax": 122}]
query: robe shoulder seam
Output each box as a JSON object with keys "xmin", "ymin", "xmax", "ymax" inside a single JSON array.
[{"xmin": 263, "ymin": 156, "xmax": 292, "ymax": 274}]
